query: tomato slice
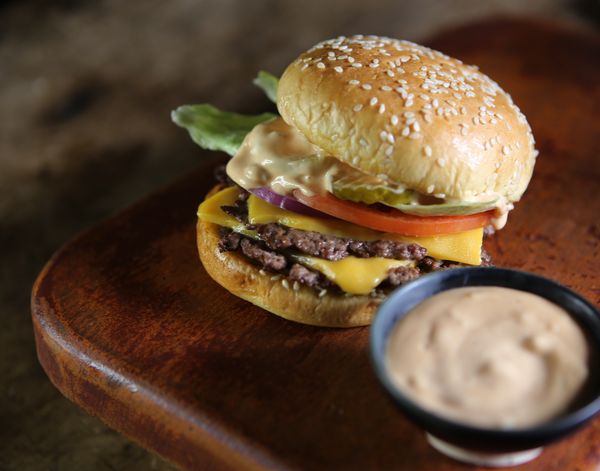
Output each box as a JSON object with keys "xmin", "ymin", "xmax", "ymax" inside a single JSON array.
[{"xmin": 293, "ymin": 190, "xmax": 493, "ymax": 236}]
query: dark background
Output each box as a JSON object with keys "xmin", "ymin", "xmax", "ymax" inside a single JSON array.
[{"xmin": 1, "ymin": 1, "xmax": 597, "ymax": 469}]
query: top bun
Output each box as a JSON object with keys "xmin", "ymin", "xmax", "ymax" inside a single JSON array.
[{"xmin": 277, "ymin": 35, "xmax": 537, "ymax": 203}]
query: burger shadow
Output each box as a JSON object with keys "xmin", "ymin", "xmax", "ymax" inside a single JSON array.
[{"xmin": 180, "ymin": 309, "xmax": 427, "ymax": 471}]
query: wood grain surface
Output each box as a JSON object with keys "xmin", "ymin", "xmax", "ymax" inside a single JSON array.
[{"xmin": 31, "ymin": 18, "xmax": 600, "ymax": 471}]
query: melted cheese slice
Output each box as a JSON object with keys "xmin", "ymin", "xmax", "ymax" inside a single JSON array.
[
  {"xmin": 247, "ymin": 193, "xmax": 483, "ymax": 265},
  {"xmin": 198, "ymin": 187, "xmax": 483, "ymax": 294},
  {"xmin": 198, "ymin": 186, "xmax": 257, "ymax": 237},
  {"xmin": 292, "ymin": 255, "xmax": 413, "ymax": 295}
]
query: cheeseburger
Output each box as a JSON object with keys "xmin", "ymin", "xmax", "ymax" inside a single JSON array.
[{"xmin": 172, "ymin": 35, "xmax": 537, "ymax": 327}]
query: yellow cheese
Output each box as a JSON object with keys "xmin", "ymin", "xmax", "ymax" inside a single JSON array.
[
  {"xmin": 198, "ymin": 187, "xmax": 484, "ymax": 293},
  {"xmin": 248, "ymin": 193, "xmax": 378, "ymax": 240},
  {"xmin": 247, "ymin": 193, "xmax": 483, "ymax": 265},
  {"xmin": 197, "ymin": 186, "xmax": 256, "ymax": 237},
  {"xmin": 293, "ymin": 255, "xmax": 413, "ymax": 295},
  {"xmin": 199, "ymin": 188, "xmax": 483, "ymax": 266}
]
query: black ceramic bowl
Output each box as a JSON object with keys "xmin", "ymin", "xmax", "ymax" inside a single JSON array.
[{"xmin": 371, "ymin": 267, "xmax": 600, "ymax": 465}]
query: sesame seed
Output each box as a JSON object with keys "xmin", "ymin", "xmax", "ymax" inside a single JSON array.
[
  {"xmin": 402, "ymin": 126, "xmax": 410, "ymax": 137},
  {"xmin": 380, "ymin": 130, "xmax": 388, "ymax": 141},
  {"xmin": 317, "ymin": 62, "xmax": 326, "ymax": 69},
  {"xmin": 424, "ymin": 145, "xmax": 432, "ymax": 157},
  {"xmin": 423, "ymin": 113, "xmax": 433, "ymax": 123},
  {"xmin": 362, "ymin": 83, "xmax": 372, "ymax": 90},
  {"xmin": 301, "ymin": 63, "xmax": 309, "ymax": 71},
  {"xmin": 353, "ymin": 104, "xmax": 363, "ymax": 112},
  {"xmin": 413, "ymin": 122, "xmax": 421, "ymax": 132},
  {"xmin": 502, "ymin": 145, "xmax": 510, "ymax": 155},
  {"xmin": 379, "ymin": 104, "xmax": 386, "ymax": 114},
  {"xmin": 409, "ymin": 132, "xmax": 421, "ymax": 139},
  {"xmin": 338, "ymin": 55, "xmax": 348, "ymax": 60},
  {"xmin": 386, "ymin": 70, "xmax": 395, "ymax": 77},
  {"xmin": 400, "ymin": 55, "xmax": 410, "ymax": 62},
  {"xmin": 282, "ymin": 279, "xmax": 290, "ymax": 289},
  {"xmin": 370, "ymin": 97, "xmax": 378, "ymax": 106},
  {"xmin": 270, "ymin": 275, "xmax": 281, "ymax": 281},
  {"xmin": 349, "ymin": 79, "xmax": 360, "ymax": 85},
  {"xmin": 391, "ymin": 115, "xmax": 399, "ymax": 125},
  {"xmin": 327, "ymin": 51, "xmax": 335, "ymax": 57},
  {"xmin": 293, "ymin": 281, "xmax": 300, "ymax": 291},
  {"xmin": 259, "ymin": 269, "xmax": 266, "ymax": 275},
  {"xmin": 334, "ymin": 66, "xmax": 343, "ymax": 73},
  {"xmin": 348, "ymin": 56, "xmax": 355, "ymax": 63},
  {"xmin": 427, "ymin": 184, "xmax": 435, "ymax": 193},
  {"xmin": 387, "ymin": 133, "xmax": 395, "ymax": 144},
  {"xmin": 420, "ymin": 94, "xmax": 430, "ymax": 101},
  {"xmin": 319, "ymin": 289, "xmax": 327, "ymax": 298},
  {"xmin": 381, "ymin": 85, "xmax": 392, "ymax": 91},
  {"xmin": 352, "ymin": 63, "xmax": 363, "ymax": 68},
  {"xmin": 437, "ymin": 158, "xmax": 446, "ymax": 167},
  {"xmin": 386, "ymin": 145, "xmax": 394, "ymax": 156},
  {"xmin": 473, "ymin": 116, "xmax": 480, "ymax": 125}
]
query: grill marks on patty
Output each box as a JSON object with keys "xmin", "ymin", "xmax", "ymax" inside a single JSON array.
[
  {"xmin": 216, "ymin": 188, "xmax": 491, "ymax": 294},
  {"xmin": 219, "ymin": 228, "xmax": 334, "ymax": 291},
  {"xmin": 257, "ymin": 224, "xmax": 426, "ymax": 261}
]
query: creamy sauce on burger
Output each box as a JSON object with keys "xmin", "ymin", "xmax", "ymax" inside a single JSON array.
[
  {"xmin": 386, "ymin": 286, "xmax": 590, "ymax": 428},
  {"xmin": 227, "ymin": 117, "xmax": 513, "ymax": 228},
  {"xmin": 226, "ymin": 117, "xmax": 343, "ymax": 196}
]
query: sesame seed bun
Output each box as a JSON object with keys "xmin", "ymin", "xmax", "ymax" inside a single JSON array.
[
  {"xmin": 277, "ymin": 35, "xmax": 537, "ymax": 203},
  {"xmin": 197, "ymin": 214, "xmax": 380, "ymax": 327}
]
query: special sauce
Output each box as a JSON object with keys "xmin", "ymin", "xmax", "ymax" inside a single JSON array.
[
  {"xmin": 226, "ymin": 117, "xmax": 512, "ymax": 229},
  {"xmin": 386, "ymin": 287, "xmax": 590, "ymax": 428},
  {"xmin": 226, "ymin": 117, "xmax": 345, "ymax": 196}
]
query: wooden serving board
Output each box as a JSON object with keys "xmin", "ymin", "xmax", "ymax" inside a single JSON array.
[{"xmin": 32, "ymin": 18, "xmax": 600, "ymax": 471}]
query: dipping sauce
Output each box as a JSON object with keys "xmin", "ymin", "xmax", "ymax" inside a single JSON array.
[{"xmin": 386, "ymin": 286, "xmax": 590, "ymax": 429}]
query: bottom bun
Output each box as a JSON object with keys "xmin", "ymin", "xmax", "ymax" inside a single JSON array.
[{"xmin": 197, "ymin": 218, "xmax": 381, "ymax": 327}]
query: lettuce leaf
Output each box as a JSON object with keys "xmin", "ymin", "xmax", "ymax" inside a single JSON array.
[
  {"xmin": 171, "ymin": 104, "xmax": 276, "ymax": 156},
  {"xmin": 253, "ymin": 71, "xmax": 279, "ymax": 103}
]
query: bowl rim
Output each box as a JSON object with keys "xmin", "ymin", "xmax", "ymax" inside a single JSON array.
[{"xmin": 370, "ymin": 266, "xmax": 600, "ymax": 439}]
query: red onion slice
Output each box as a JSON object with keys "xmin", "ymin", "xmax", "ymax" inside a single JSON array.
[{"xmin": 249, "ymin": 187, "xmax": 330, "ymax": 219}]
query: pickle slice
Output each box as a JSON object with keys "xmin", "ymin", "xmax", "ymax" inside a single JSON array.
[
  {"xmin": 332, "ymin": 174, "xmax": 413, "ymax": 206},
  {"xmin": 393, "ymin": 200, "xmax": 498, "ymax": 216},
  {"xmin": 331, "ymin": 174, "xmax": 496, "ymax": 215}
]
